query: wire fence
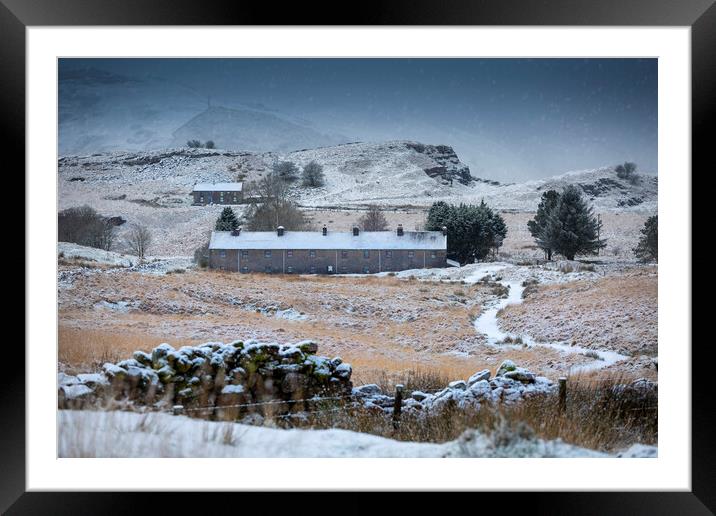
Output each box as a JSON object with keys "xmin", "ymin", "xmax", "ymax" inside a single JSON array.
[{"xmin": 168, "ymin": 393, "xmax": 356, "ymax": 415}]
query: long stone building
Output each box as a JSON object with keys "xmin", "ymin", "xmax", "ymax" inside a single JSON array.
[
  {"xmin": 192, "ymin": 182, "xmax": 243, "ymax": 205},
  {"xmin": 208, "ymin": 224, "xmax": 448, "ymax": 274}
]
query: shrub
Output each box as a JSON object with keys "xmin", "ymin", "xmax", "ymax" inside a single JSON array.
[
  {"xmin": 272, "ymin": 161, "xmax": 299, "ymax": 182},
  {"xmin": 58, "ymin": 205, "xmax": 116, "ymax": 251},
  {"xmin": 301, "ymin": 160, "xmax": 325, "ymax": 187}
]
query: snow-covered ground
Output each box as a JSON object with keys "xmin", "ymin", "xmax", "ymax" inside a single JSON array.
[
  {"xmin": 57, "ymin": 142, "xmax": 656, "ymax": 255},
  {"xmin": 58, "ymin": 410, "xmax": 656, "ymax": 458},
  {"xmin": 58, "ymin": 242, "xmax": 193, "ymax": 275}
]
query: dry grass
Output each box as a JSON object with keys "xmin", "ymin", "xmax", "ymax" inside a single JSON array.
[
  {"xmin": 287, "ymin": 374, "xmax": 657, "ymax": 453},
  {"xmin": 500, "ymin": 269, "xmax": 658, "ymax": 357},
  {"xmin": 58, "ymin": 326, "xmax": 198, "ymax": 373}
]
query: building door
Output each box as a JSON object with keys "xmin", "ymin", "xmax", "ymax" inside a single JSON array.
[{"xmin": 207, "ymin": 193, "xmax": 213, "ymax": 204}]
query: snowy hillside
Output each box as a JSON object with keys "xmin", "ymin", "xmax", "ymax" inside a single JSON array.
[
  {"xmin": 59, "ymin": 68, "xmax": 347, "ymax": 155},
  {"xmin": 171, "ymin": 106, "xmax": 348, "ymax": 152},
  {"xmin": 59, "ymin": 141, "xmax": 656, "ymax": 213}
]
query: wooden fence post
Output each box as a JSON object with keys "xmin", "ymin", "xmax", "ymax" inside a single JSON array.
[
  {"xmin": 392, "ymin": 384, "xmax": 404, "ymax": 430},
  {"xmin": 558, "ymin": 377, "xmax": 567, "ymax": 414}
]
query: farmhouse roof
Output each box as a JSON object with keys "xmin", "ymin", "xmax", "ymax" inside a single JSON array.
[
  {"xmin": 209, "ymin": 230, "xmax": 447, "ymax": 251},
  {"xmin": 193, "ymin": 182, "xmax": 243, "ymax": 192}
]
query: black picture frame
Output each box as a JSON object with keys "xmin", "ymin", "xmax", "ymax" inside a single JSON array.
[{"xmin": 3, "ymin": 0, "xmax": 709, "ymax": 512}]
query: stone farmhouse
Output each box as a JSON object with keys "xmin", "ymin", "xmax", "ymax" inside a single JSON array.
[
  {"xmin": 192, "ymin": 182, "xmax": 243, "ymax": 205},
  {"xmin": 208, "ymin": 224, "xmax": 448, "ymax": 274}
]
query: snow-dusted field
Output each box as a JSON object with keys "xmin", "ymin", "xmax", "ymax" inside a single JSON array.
[
  {"xmin": 58, "ymin": 251, "xmax": 658, "ymax": 382},
  {"xmin": 58, "ymin": 410, "xmax": 655, "ymax": 458}
]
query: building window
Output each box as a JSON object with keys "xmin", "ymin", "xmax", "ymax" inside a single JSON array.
[
  {"xmin": 241, "ymin": 250, "xmax": 248, "ymax": 258},
  {"xmin": 287, "ymin": 266, "xmax": 293, "ymax": 273},
  {"xmin": 408, "ymin": 251, "xmax": 415, "ymax": 258},
  {"xmin": 309, "ymin": 250, "xmax": 316, "ymax": 258},
  {"xmin": 431, "ymin": 251, "xmax": 437, "ymax": 258},
  {"xmin": 341, "ymin": 250, "xmax": 348, "ymax": 259},
  {"xmin": 310, "ymin": 266, "xmax": 316, "ymax": 274},
  {"xmin": 200, "ymin": 195, "xmax": 204, "ymax": 203},
  {"xmin": 363, "ymin": 266, "xmax": 370, "ymax": 273},
  {"xmin": 220, "ymin": 250, "xmax": 226, "ymax": 258},
  {"xmin": 264, "ymin": 265, "xmax": 272, "ymax": 273},
  {"xmin": 363, "ymin": 250, "xmax": 370, "ymax": 259},
  {"xmin": 241, "ymin": 266, "xmax": 249, "ymax": 273},
  {"xmin": 340, "ymin": 266, "xmax": 348, "ymax": 273},
  {"xmin": 385, "ymin": 250, "xmax": 392, "ymax": 259},
  {"xmin": 264, "ymin": 250, "xmax": 272, "ymax": 258},
  {"xmin": 287, "ymin": 250, "xmax": 293, "ymax": 258}
]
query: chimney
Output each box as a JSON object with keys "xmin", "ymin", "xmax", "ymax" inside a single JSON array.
[
  {"xmin": 352, "ymin": 226, "xmax": 359, "ymax": 236},
  {"xmin": 322, "ymin": 225, "xmax": 328, "ymax": 236},
  {"xmin": 442, "ymin": 226, "xmax": 448, "ymax": 236},
  {"xmin": 277, "ymin": 226, "xmax": 285, "ymax": 236},
  {"xmin": 231, "ymin": 226, "xmax": 242, "ymax": 236},
  {"xmin": 397, "ymin": 224, "xmax": 404, "ymax": 236}
]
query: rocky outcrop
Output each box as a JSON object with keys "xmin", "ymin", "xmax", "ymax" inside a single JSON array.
[
  {"xmin": 404, "ymin": 142, "xmax": 473, "ymax": 185},
  {"xmin": 58, "ymin": 340, "xmax": 353, "ymax": 420}
]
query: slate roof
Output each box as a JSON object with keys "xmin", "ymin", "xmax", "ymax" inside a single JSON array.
[
  {"xmin": 209, "ymin": 230, "xmax": 446, "ymax": 251},
  {"xmin": 193, "ymin": 182, "xmax": 243, "ymax": 192}
]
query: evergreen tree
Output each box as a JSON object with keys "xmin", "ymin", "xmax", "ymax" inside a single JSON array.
[
  {"xmin": 527, "ymin": 190, "xmax": 560, "ymax": 260},
  {"xmin": 426, "ymin": 200, "xmax": 507, "ymax": 264},
  {"xmin": 633, "ymin": 215, "xmax": 657, "ymax": 262},
  {"xmin": 301, "ymin": 160, "xmax": 325, "ymax": 187},
  {"xmin": 272, "ymin": 161, "xmax": 300, "ymax": 182},
  {"xmin": 537, "ymin": 185, "xmax": 606, "ymax": 260},
  {"xmin": 215, "ymin": 207, "xmax": 240, "ymax": 231}
]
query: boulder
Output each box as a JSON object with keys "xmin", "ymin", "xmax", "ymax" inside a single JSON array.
[
  {"xmin": 496, "ymin": 360, "xmax": 517, "ymax": 377},
  {"xmin": 448, "ymin": 380, "xmax": 467, "ymax": 391},
  {"xmin": 132, "ymin": 351, "xmax": 152, "ymax": 367},
  {"xmin": 334, "ymin": 362, "xmax": 352, "ymax": 380},
  {"xmin": 353, "ymin": 384, "xmax": 382, "ymax": 397},
  {"xmin": 295, "ymin": 340, "xmax": 319, "ymax": 355},
  {"xmin": 503, "ymin": 368, "xmax": 536, "ymax": 384},
  {"xmin": 411, "ymin": 391, "xmax": 429, "ymax": 401},
  {"xmin": 468, "ymin": 369, "xmax": 491, "ymax": 386}
]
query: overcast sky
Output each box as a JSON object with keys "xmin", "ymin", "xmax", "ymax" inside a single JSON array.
[{"xmin": 59, "ymin": 58, "xmax": 657, "ymax": 182}]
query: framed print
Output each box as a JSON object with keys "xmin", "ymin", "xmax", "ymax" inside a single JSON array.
[{"xmin": 4, "ymin": 0, "xmax": 711, "ymax": 512}]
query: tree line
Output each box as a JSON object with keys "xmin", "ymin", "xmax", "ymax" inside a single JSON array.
[{"xmin": 58, "ymin": 205, "xmax": 153, "ymax": 259}]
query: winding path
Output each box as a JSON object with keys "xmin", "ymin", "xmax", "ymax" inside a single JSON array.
[{"xmin": 467, "ymin": 264, "xmax": 629, "ymax": 374}]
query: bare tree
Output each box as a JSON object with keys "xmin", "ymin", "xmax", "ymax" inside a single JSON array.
[
  {"xmin": 126, "ymin": 223, "xmax": 152, "ymax": 259},
  {"xmin": 250, "ymin": 172, "xmax": 291, "ymax": 206},
  {"xmin": 358, "ymin": 205, "xmax": 389, "ymax": 231}
]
